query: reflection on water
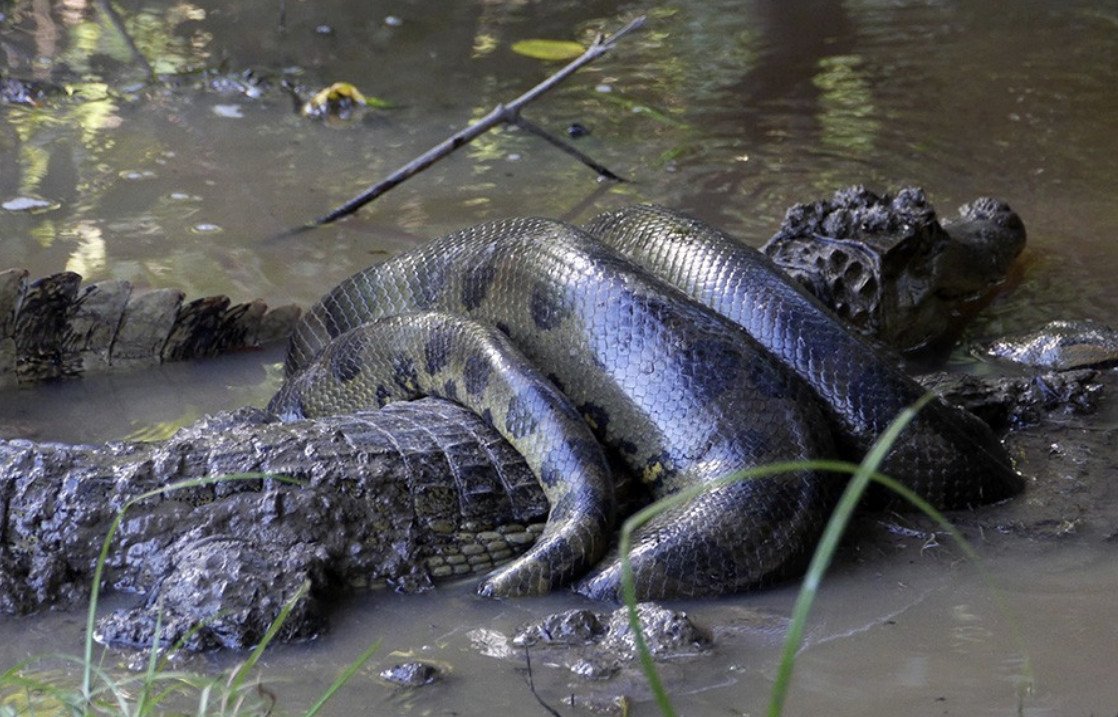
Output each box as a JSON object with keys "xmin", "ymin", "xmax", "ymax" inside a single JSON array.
[
  {"xmin": 2, "ymin": 0, "xmax": 1118, "ymax": 714},
  {"xmin": 813, "ymin": 54, "xmax": 877, "ymax": 155}
]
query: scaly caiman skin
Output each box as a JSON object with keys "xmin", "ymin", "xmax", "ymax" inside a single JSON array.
[
  {"xmin": 0, "ymin": 400, "xmax": 550, "ymax": 648},
  {"xmin": 276, "ymin": 206, "xmax": 1023, "ymax": 601}
]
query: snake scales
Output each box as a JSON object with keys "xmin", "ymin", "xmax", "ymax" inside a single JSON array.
[{"xmin": 269, "ymin": 205, "xmax": 1022, "ymax": 601}]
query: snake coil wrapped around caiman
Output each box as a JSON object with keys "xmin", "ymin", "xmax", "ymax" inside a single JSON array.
[{"xmin": 270, "ymin": 205, "xmax": 1022, "ymax": 600}]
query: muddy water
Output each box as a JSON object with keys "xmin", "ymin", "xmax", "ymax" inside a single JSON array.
[{"xmin": 2, "ymin": 0, "xmax": 1118, "ymax": 714}]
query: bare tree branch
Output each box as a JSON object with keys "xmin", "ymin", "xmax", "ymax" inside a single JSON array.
[{"xmin": 311, "ymin": 15, "xmax": 646, "ymax": 227}]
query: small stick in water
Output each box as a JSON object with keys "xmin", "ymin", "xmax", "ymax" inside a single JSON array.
[{"xmin": 310, "ymin": 16, "xmax": 645, "ymax": 227}]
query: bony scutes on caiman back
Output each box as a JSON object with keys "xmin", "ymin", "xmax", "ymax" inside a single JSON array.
[{"xmin": 268, "ymin": 191, "xmax": 1026, "ymax": 602}]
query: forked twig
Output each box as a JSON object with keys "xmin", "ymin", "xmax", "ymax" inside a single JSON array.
[{"xmin": 311, "ymin": 15, "xmax": 645, "ymax": 226}]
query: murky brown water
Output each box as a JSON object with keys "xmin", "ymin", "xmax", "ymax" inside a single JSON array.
[{"xmin": 2, "ymin": 0, "xmax": 1118, "ymax": 714}]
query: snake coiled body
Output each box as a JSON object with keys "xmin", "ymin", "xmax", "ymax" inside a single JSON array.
[
  {"xmin": 586, "ymin": 205, "xmax": 1022, "ymax": 509},
  {"xmin": 273, "ymin": 206, "xmax": 1022, "ymax": 600}
]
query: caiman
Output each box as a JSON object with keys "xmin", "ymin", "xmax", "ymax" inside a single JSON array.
[{"xmin": 1, "ymin": 400, "xmax": 548, "ymax": 649}]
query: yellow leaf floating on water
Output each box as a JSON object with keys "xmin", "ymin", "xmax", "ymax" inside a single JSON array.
[
  {"xmin": 510, "ymin": 39, "xmax": 585, "ymax": 61},
  {"xmin": 312, "ymin": 82, "xmax": 367, "ymax": 106},
  {"xmin": 302, "ymin": 81, "xmax": 373, "ymax": 119}
]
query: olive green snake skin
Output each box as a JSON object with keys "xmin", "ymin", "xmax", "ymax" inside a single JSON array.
[{"xmin": 269, "ymin": 205, "xmax": 1022, "ymax": 600}]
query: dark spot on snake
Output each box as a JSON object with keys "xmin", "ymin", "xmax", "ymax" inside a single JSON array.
[
  {"xmin": 391, "ymin": 355, "xmax": 420, "ymax": 394},
  {"xmin": 318, "ymin": 296, "xmax": 348, "ymax": 342},
  {"xmin": 504, "ymin": 390, "xmax": 540, "ymax": 440},
  {"xmin": 463, "ymin": 354, "xmax": 491, "ymax": 397},
  {"xmin": 636, "ymin": 290, "xmax": 677, "ymax": 325},
  {"xmin": 615, "ymin": 439, "xmax": 639, "ymax": 455},
  {"xmin": 530, "ymin": 282, "xmax": 569, "ymax": 331},
  {"xmin": 743, "ymin": 354, "xmax": 794, "ymax": 399},
  {"xmin": 461, "ymin": 262, "xmax": 497, "ymax": 311},
  {"xmin": 480, "ymin": 407, "xmax": 494, "ymax": 426},
  {"xmin": 416, "ymin": 256, "xmax": 450, "ymax": 309},
  {"xmin": 682, "ymin": 335, "xmax": 742, "ymax": 398},
  {"xmin": 566, "ymin": 435, "xmax": 606, "ymax": 468},
  {"xmin": 537, "ymin": 437, "xmax": 603, "ymax": 495},
  {"xmin": 579, "ymin": 402, "xmax": 610, "ymax": 434},
  {"xmin": 375, "ymin": 384, "xmax": 391, "ymax": 407},
  {"xmin": 539, "ymin": 455, "xmax": 563, "ymax": 489},
  {"xmin": 547, "ymin": 372, "xmax": 567, "ymax": 394},
  {"xmin": 330, "ymin": 351, "xmax": 361, "ymax": 384},
  {"xmin": 844, "ymin": 361, "xmax": 893, "ymax": 421},
  {"xmin": 683, "ymin": 533, "xmax": 748, "ymax": 585},
  {"xmin": 424, "ymin": 333, "xmax": 451, "ymax": 376},
  {"xmin": 442, "ymin": 379, "xmax": 459, "ymax": 401},
  {"xmin": 729, "ymin": 425, "xmax": 771, "ymax": 456}
]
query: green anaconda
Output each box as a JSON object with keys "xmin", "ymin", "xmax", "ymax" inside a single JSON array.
[{"xmin": 270, "ymin": 205, "xmax": 1023, "ymax": 601}]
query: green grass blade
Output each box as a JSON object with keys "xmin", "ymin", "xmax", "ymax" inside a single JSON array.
[
  {"xmin": 82, "ymin": 505, "xmax": 125, "ymax": 701},
  {"xmin": 618, "ymin": 511, "xmax": 672, "ymax": 716},
  {"xmin": 301, "ymin": 640, "xmax": 381, "ymax": 717},
  {"xmin": 619, "ymin": 395, "xmax": 939, "ymax": 717},
  {"xmin": 0, "ymin": 656, "xmax": 47, "ymax": 681},
  {"xmin": 0, "ymin": 668, "xmax": 76, "ymax": 712},
  {"xmin": 617, "ymin": 459, "xmax": 863, "ymax": 717},
  {"xmin": 61, "ymin": 654, "xmax": 134, "ymax": 716},
  {"xmin": 8, "ymin": 470, "xmax": 380, "ymax": 717},
  {"xmin": 766, "ymin": 394, "xmax": 934, "ymax": 717},
  {"xmin": 227, "ymin": 579, "xmax": 311, "ymax": 698},
  {"xmin": 81, "ymin": 472, "xmax": 299, "ymax": 702},
  {"xmin": 195, "ymin": 682, "xmax": 214, "ymax": 717},
  {"xmin": 132, "ymin": 603, "xmax": 165, "ymax": 715}
]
